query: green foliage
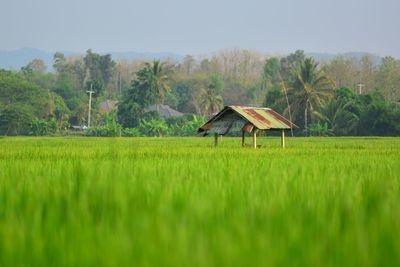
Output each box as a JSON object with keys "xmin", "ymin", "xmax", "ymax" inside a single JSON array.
[
  {"xmin": 306, "ymin": 121, "xmax": 333, "ymax": 136},
  {"xmin": 53, "ymin": 94, "xmax": 70, "ymax": 130},
  {"xmin": 85, "ymin": 112, "xmax": 122, "ymax": 137},
  {"xmin": 200, "ymin": 74, "xmax": 224, "ymax": 116},
  {"xmin": 139, "ymin": 118, "xmax": 169, "ymax": 137},
  {"xmin": 166, "ymin": 114, "xmax": 207, "ymax": 136},
  {"xmin": 280, "ymin": 50, "xmax": 305, "ymax": 82},
  {"xmin": 83, "ymin": 49, "xmax": 116, "ymax": 95},
  {"xmin": 117, "ymin": 60, "xmax": 173, "ymax": 128},
  {"xmin": 357, "ymin": 91, "xmax": 400, "ymax": 135},
  {"xmin": 0, "ymin": 104, "xmax": 34, "ymax": 135},
  {"xmin": 207, "ymin": 73, "xmax": 225, "ymax": 94},
  {"xmin": 264, "ymin": 86, "xmax": 286, "ymax": 113},
  {"xmin": 0, "ymin": 70, "xmax": 49, "ymax": 118},
  {"xmin": 0, "ymin": 71, "xmax": 54, "ymax": 135},
  {"xmin": 30, "ymin": 118, "xmax": 57, "ymax": 136},
  {"xmin": 286, "ymin": 57, "xmax": 334, "ymax": 131},
  {"xmin": 2, "ymin": 49, "xmax": 400, "ymax": 137},
  {"xmin": 122, "ymin": 127, "xmax": 141, "ymax": 137},
  {"xmin": 376, "ymin": 56, "xmax": 400, "ymax": 101},
  {"xmin": 171, "ymin": 78, "xmax": 198, "ymax": 113},
  {"xmin": 117, "ymin": 89, "xmax": 143, "ymax": 128},
  {"xmin": 53, "ymin": 73, "xmax": 81, "ymax": 110},
  {"xmin": 117, "ymin": 114, "xmax": 206, "ymax": 137},
  {"xmin": 262, "ymin": 57, "xmax": 280, "ymax": 90}
]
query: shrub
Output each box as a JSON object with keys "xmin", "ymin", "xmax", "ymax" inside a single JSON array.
[{"xmin": 122, "ymin": 128, "xmax": 141, "ymax": 137}]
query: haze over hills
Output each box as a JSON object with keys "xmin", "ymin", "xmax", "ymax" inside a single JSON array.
[
  {"xmin": 0, "ymin": 47, "xmax": 385, "ymax": 71},
  {"xmin": 0, "ymin": 48, "xmax": 184, "ymax": 71}
]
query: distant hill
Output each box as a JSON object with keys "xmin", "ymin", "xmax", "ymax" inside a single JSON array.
[
  {"xmin": 0, "ymin": 48, "xmax": 384, "ymax": 71},
  {"xmin": 0, "ymin": 48, "xmax": 184, "ymax": 71},
  {"xmin": 0, "ymin": 48, "xmax": 55, "ymax": 71},
  {"xmin": 306, "ymin": 52, "xmax": 382, "ymax": 65}
]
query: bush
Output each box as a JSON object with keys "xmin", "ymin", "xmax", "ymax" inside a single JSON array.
[
  {"xmin": 31, "ymin": 118, "xmax": 57, "ymax": 136},
  {"xmin": 306, "ymin": 122, "xmax": 333, "ymax": 136},
  {"xmin": 139, "ymin": 118, "xmax": 169, "ymax": 137},
  {"xmin": 166, "ymin": 114, "xmax": 206, "ymax": 136},
  {"xmin": 122, "ymin": 128, "xmax": 141, "ymax": 137},
  {"xmin": 0, "ymin": 104, "xmax": 35, "ymax": 135},
  {"xmin": 85, "ymin": 112, "xmax": 122, "ymax": 137}
]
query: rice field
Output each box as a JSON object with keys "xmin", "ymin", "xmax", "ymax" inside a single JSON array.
[{"xmin": 0, "ymin": 136, "xmax": 399, "ymax": 267}]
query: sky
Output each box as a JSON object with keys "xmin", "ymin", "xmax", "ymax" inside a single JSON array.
[{"xmin": 1, "ymin": 0, "xmax": 399, "ymax": 57}]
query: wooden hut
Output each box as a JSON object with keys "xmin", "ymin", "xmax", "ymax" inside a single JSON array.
[{"xmin": 198, "ymin": 105, "xmax": 297, "ymax": 148}]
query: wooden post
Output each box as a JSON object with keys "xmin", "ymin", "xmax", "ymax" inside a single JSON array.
[
  {"xmin": 281, "ymin": 129, "xmax": 285, "ymax": 148},
  {"xmin": 253, "ymin": 129, "xmax": 257, "ymax": 149},
  {"xmin": 214, "ymin": 133, "xmax": 218, "ymax": 147},
  {"xmin": 242, "ymin": 131, "xmax": 245, "ymax": 147}
]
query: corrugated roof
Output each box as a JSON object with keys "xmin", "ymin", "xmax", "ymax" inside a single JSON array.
[
  {"xmin": 230, "ymin": 105, "xmax": 296, "ymax": 130},
  {"xmin": 199, "ymin": 105, "xmax": 297, "ymax": 134}
]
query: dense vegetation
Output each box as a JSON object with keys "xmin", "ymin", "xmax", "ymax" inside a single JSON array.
[
  {"xmin": 0, "ymin": 137, "xmax": 399, "ymax": 267},
  {"xmin": 1, "ymin": 49, "xmax": 399, "ymax": 136}
]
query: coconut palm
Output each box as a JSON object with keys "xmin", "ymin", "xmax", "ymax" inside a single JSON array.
[
  {"xmin": 200, "ymin": 88, "xmax": 223, "ymax": 117},
  {"xmin": 140, "ymin": 60, "xmax": 172, "ymax": 104},
  {"xmin": 200, "ymin": 75, "xmax": 224, "ymax": 117},
  {"xmin": 285, "ymin": 58, "xmax": 334, "ymax": 134},
  {"xmin": 314, "ymin": 98, "xmax": 359, "ymax": 135}
]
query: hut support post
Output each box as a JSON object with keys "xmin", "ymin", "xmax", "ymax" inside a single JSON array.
[
  {"xmin": 281, "ymin": 130, "xmax": 285, "ymax": 148},
  {"xmin": 242, "ymin": 131, "xmax": 245, "ymax": 147},
  {"xmin": 214, "ymin": 133, "xmax": 218, "ymax": 147},
  {"xmin": 253, "ymin": 129, "xmax": 258, "ymax": 149}
]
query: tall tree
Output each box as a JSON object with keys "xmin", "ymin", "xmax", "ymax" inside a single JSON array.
[
  {"xmin": 23, "ymin": 59, "xmax": 47, "ymax": 73},
  {"xmin": 280, "ymin": 50, "xmax": 305, "ymax": 82},
  {"xmin": 286, "ymin": 58, "xmax": 334, "ymax": 133},
  {"xmin": 322, "ymin": 56, "xmax": 359, "ymax": 89},
  {"xmin": 376, "ymin": 57, "xmax": 400, "ymax": 101},
  {"xmin": 117, "ymin": 60, "xmax": 173, "ymax": 127},
  {"xmin": 261, "ymin": 57, "xmax": 280, "ymax": 90},
  {"xmin": 200, "ymin": 74, "xmax": 224, "ymax": 117},
  {"xmin": 83, "ymin": 49, "xmax": 116, "ymax": 95},
  {"xmin": 0, "ymin": 71, "xmax": 53, "ymax": 135},
  {"xmin": 141, "ymin": 60, "xmax": 173, "ymax": 104}
]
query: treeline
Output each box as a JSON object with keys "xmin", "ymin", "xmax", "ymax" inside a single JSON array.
[{"xmin": 0, "ymin": 49, "xmax": 399, "ymax": 136}]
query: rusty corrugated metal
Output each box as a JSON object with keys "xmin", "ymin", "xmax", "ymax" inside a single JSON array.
[
  {"xmin": 230, "ymin": 106, "xmax": 296, "ymax": 130},
  {"xmin": 198, "ymin": 105, "xmax": 297, "ymax": 135}
]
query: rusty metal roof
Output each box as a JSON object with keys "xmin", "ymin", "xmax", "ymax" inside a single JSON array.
[{"xmin": 199, "ymin": 105, "xmax": 297, "ymax": 135}]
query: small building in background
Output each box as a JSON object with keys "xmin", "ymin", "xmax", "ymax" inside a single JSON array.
[
  {"xmin": 99, "ymin": 100, "xmax": 118, "ymax": 114},
  {"xmin": 146, "ymin": 104, "xmax": 184, "ymax": 118},
  {"xmin": 198, "ymin": 105, "xmax": 297, "ymax": 148}
]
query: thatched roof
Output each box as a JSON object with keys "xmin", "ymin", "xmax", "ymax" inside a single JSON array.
[
  {"xmin": 147, "ymin": 104, "xmax": 184, "ymax": 118},
  {"xmin": 99, "ymin": 100, "xmax": 117, "ymax": 113}
]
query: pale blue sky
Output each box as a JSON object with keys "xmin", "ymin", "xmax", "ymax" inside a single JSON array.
[{"xmin": 1, "ymin": 0, "xmax": 399, "ymax": 57}]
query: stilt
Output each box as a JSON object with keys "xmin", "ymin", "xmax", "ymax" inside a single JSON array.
[
  {"xmin": 214, "ymin": 133, "xmax": 218, "ymax": 147},
  {"xmin": 242, "ymin": 131, "xmax": 245, "ymax": 147},
  {"xmin": 253, "ymin": 129, "xmax": 258, "ymax": 149},
  {"xmin": 281, "ymin": 130, "xmax": 285, "ymax": 148}
]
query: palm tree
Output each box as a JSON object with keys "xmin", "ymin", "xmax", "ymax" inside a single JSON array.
[
  {"xmin": 200, "ymin": 75, "xmax": 224, "ymax": 117},
  {"xmin": 314, "ymin": 98, "xmax": 359, "ymax": 135},
  {"xmin": 200, "ymin": 87, "xmax": 223, "ymax": 117},
  {"xmin": 285, "ymin": 58, "xmax": 334, "ymax": 134},
  {"xmin": 140, "ymin": 60, "xmax": 172, "ymax": 104}
]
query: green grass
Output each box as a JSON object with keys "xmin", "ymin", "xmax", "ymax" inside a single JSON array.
[{"xmin": 0, "ymin": 136, "xmax": 399, "ymax": 267}]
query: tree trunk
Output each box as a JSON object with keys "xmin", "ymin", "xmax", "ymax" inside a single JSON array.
[{"xmin": 304, "ymin": 105, "xmax": 308, "ymax": 136}]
